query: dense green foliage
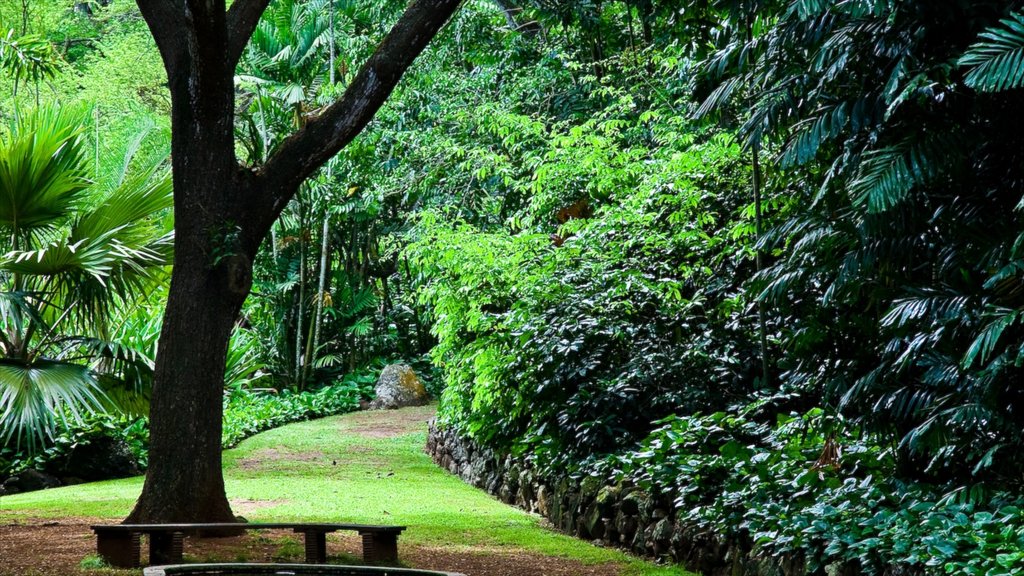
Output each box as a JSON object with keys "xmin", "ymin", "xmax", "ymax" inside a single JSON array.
[
  {"xmin": 609, "ymin": 401, "xmax": 1024, "ymax": 575},
  {"xmin": 400, "ymin": 0, "xmax": 1024, "ymax": 475},
  {"xmin": 0, "ymin": 104, "xmax": 173, "ymax": 447},
  {"xmin": 221, "ymin": 375, "xmax": 372, "ymax": 448},
  {"xmin": 5, "ymin": 0, "xmax": 1024, "ymax": 573},
  {"xmin": 409, "ymin": 134, "xmax": 758, "ymax": 464},
  {"xmin": 395, "ymin": 0, "xmax": 1024, "ymax": 573}
]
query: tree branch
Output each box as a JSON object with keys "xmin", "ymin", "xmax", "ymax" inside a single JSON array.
[
  {"xmin": 259, "ymin": 0, "xmax": 462, "ymax": 212},
  {"xmin": 135, "ymin": 0, "xmax": 186, "ymax": 68},
  {"xmin": 226, "ymin": 0, "xmax": 272, "ymax": 67}
]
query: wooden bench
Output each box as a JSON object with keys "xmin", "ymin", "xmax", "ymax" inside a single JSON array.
[{"xmin": 90, "ymin": 523, "xmax": 407, "ymax": 568}]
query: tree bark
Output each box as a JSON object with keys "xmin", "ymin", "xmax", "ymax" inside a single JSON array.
[
  {"xmin": 127, "ymin": 0, "xmax": 462, "ymax": 523},
  {"xmin": 127, "ymin": 4, "xmax": 249, "ymax": 520}
]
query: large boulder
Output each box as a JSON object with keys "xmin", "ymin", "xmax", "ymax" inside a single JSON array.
[{"xmin": 369, "ymin": 364, "xmax": 429, "ymax": 409}]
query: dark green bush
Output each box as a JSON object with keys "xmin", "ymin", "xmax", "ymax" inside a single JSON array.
[
  {"xmin": 409, "ymin": 130, "xmax": 762, "ymax": 468},
  {"xmin": 221, "ymin": 377, "xmax": 369, "ymax": 448}
]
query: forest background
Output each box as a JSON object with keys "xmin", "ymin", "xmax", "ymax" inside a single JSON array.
[{"xmin": 2, "ymin": 0, "xmax": 1024, "ymax": 574}]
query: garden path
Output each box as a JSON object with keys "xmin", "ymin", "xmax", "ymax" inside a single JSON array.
[{"xmin": 0, "ymin": 405, "xmax": 685, "ymax": 576}]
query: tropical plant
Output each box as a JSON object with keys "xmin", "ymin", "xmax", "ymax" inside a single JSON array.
[
  {"xmin": 0, "ymin": 104, "xmax": 172, "ymax": 449},
  {"xmin": 0, "ymin": 28, "xmax": 60, "ymax": 102}
]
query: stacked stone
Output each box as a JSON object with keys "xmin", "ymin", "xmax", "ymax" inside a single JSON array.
[{"xmin": 426, "ymin": 421, "xmax": 885, "ymax": 576}]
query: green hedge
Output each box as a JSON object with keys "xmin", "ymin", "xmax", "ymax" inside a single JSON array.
[{"xmin": 221, "ymin": 379, "xmax": 369, "ymax": 448}]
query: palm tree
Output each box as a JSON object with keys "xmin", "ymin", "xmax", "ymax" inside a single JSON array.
[{"xmin": 0, "ymin": 105, "xmax": 173, "ymax": 449}]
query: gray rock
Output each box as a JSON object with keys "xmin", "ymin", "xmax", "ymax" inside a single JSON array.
[
  {"xmin": 594, "ymin": 485, "xmax": 620, "ymax": 516},
  {"xmin": 648, "ymin": 518, "xmax": 674, "ymax": 555},
  {"xmin": 621, "ymin": 489, "xmax": 650, "ymax": 516},
  {"xmin": 631, "ymin": 524, "xmax": 647, "ymax": 554},
  {"xmin": 602, "ymin": 517, "xmax": 618, "ymax": 545},
  {"xmin": 616, "ymin": 511, "xmax": 638, "ymax": 540},
  {"xmin": 517, "ymin": 476, "xmax": 534, "ymax": 509},
  {"xmin": 369, "ymin": 364, "xmax": 430, "ymax": 409},
  {"xmin": 499, "ymin": 482, "xmax": 514, "ymax": 504},
  {"xmin": 536, "ymin": 484, "xmax": 550, "ymax": 516},
  {"xmin": 582, "ymin": 501, "xmax": 605, "ymax": 540},
  {"xmin": 468, "ymin": 458, "xmax": 489, "ymax": 488}
]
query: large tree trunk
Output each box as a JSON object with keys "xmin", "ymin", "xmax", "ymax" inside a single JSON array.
[
  {"xmin": 128, "ymin": 0, "xmax": 461, "ymax": 524},
  {"xmin": 126, "ymin": 9, "xmax": 249, "ymax": 521},
  {"xmin": 127, "ymin": 252, "xmax": 247, "ymax": 523}
]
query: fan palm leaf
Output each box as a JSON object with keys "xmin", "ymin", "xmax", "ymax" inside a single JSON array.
[
  {"xmin": 0, "ymin": 359, "xmax": 104, "ymax": 449},
  {"xmin": 0, "ymin": 105, "xmax": 89, "ymax": 241},
  {"xmin": 0, "ymin": 105, "xmax": 172, "ymax": 449}
]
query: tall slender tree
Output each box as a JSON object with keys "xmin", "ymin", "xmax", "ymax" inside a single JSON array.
[{"xmin": 126, "ymin": 0, "xmax": 461, "ymax": 523}]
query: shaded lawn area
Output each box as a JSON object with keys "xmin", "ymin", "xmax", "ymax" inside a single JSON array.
[{"xmin": 0, "ymin": 405, "xmax": 691, "ymax": 576}]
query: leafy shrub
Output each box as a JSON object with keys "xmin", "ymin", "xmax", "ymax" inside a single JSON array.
[
  {"xmin": 221, "ymin": 378, "xmax": 368, "ymax": 449},
  {"xmin": 2, "ymin": 374, "xmax": 372, "ymax": 479},
  {"xmin": 0, "ymin": 413, "xmax": 149, "ymax": 478},
  {"xmin": 608, "ymin": 400, "xmax": 1024, "ymax": 575},
  {"xmin": 409, "ymin": 131, "xmax": 762, "ymax": 469}
]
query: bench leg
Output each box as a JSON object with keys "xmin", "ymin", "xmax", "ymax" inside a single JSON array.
[
  {"xmin": 360, "ymin": 532, "xmax": 399, "ymax": 565},
  {"xmin": 149, "ymin": 531, "xmax": 184, "ymax": 566},
  {"xmin": 96, "ymin": 532, "xmax": 141, "ymax": 568},
  {"xmin": 302, "ymin": 530, "xmax": 327, "ymax": 563}
]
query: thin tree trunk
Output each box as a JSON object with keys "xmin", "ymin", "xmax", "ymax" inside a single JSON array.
[
  {"xmin": 329, "ymin": 0, "xmax": 335, "ymax": 84},
  {"xmin": 304, "ymin": 214, "xmax": 330, "ymax": 385},
  {"xmin": 490, "ymin": 0, "xmax": 541, "ymax": 35},
  {"xmin": 295, "ymin": 194, "xmax": 306, "ymax": 388},
  {"xmin": 403, "ymin": 255, "xmax": 428, "ymax": 352},
  {"xmin": 20, "ymin": 0, "xmax": 29, "ymax": 35}
]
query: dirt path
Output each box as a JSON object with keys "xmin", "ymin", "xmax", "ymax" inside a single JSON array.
[{"xmin": 0, "ymin": 517, "xmax": 624, "ymax": 576}]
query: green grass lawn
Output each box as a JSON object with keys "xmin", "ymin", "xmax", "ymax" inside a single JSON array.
[{"xmin": 0, "ymin": 406, "xmax": 691, "ymax": 575}]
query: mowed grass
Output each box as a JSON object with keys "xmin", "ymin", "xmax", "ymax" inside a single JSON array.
[{"xmin": 0, "ymin": 406, "xmax": 690, "ymax": 575}]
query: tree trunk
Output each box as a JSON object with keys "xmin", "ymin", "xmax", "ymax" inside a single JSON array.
[
  {"xmin": 127, "ymin": 24, "xmax": 248, "ymax": 521},
  {"xmin": 127, "ymin": 250, "xmax": 247, "ymax": 523},
  {"xmin": 491, "ymin": 0, "xmax": 542, "ymax": 36},
  {"xmin": 306, "ymin": 214, "xmax": 330, "ymax": 383},
  {"xmin": 752, "ymin": 144, "xmax": 770, "ymax": 388},
  {"xmin": 295, "ymin": 193, "xmax": 306, "ymax": 388},
  {"xmin": 128, "ymin": 0, "xmax": 462, "ymax": 524}
]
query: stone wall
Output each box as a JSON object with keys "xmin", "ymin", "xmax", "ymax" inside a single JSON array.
[{"xmin": 427, "ymin": 421, "xmax": 887, "ymax": 576}]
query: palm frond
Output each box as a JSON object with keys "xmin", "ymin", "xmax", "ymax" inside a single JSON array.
[
  {"xmin": 0, "ymin": 106, "xmax": 90, "ymax": 237},
  {"xmin": 0, "ymin": 359, "xmax": 104, "ymax": 449},
  {"xmin": 960, "ymin": 12, "xmax": 1024, "ymax": 92}
]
